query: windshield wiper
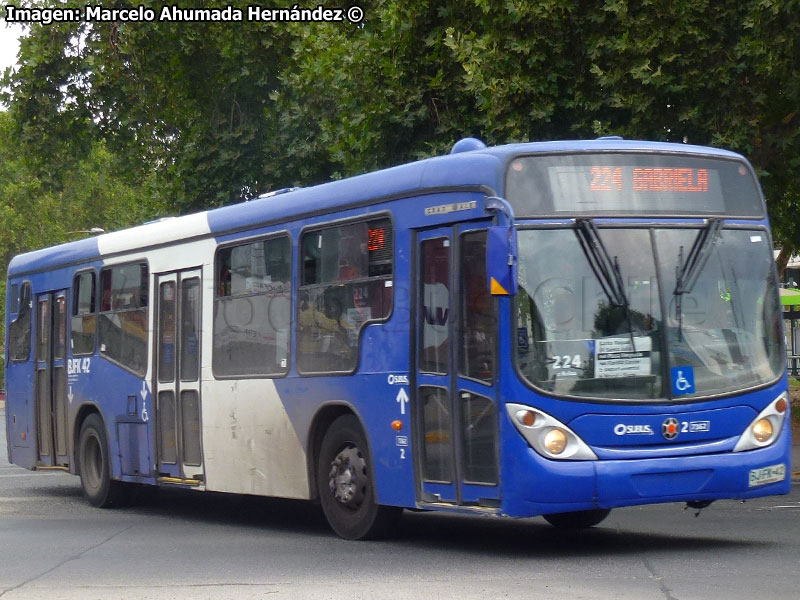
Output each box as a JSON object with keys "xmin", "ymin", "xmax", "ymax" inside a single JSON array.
[
  {"xmin": 673, "ymin": 218, "xmax": 723, "ymax": 341},
  {"xmin": 575, "ymin": 218, "xmax": 628, "ymax": 308},
  {"xmin": 575, "ymin": 219, "xmax": 638, "ymax": 349},
  {"xmin": 674, "ymin": 218, "xmax": 723, "ymax": 296}
]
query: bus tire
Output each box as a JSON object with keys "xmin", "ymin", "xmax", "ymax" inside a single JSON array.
[
  {"xmin": 543, "ymin": 508, "xmax": 611, "ymax": 529},
  {"xmin": 77, "ymin": 413, "xmax": 125, "ymax": 508},
  {"xmin": 317, "ymin": 415, "xmax": 402, "ymax": 540}
]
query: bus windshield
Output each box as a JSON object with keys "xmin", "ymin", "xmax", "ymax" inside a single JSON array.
[{"xmin": 514, "ymin": 227, "xmax": 783, "ymax": 400}]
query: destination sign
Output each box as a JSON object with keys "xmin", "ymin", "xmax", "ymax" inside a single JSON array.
[
  {"xmin": 505, "ymin": 153, "xmax": 762, "ymax": 217},
  {"xmin": 586, "ymin": 166, "xmax": 710, "ymax": 193},
  {"xmin": 547, "ymin": 165, "xmax": 722, "ymax": 213}
]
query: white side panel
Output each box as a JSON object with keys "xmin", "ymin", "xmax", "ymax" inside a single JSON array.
[
  {"xmin": 195, "ymin": 238, "xmax": 309, "ymax": 499},
  {"xmin": 101, "ymin": 233, "xmax": 309, "ymax": 498},
  {"xmin": 98, "ymin": 213, "xmax": 211, "ymax": 256},
  {"xmin": 201, "ymin": 378, "xmax": 310, "ymax": 499}
]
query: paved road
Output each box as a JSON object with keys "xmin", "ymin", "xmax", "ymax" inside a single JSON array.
[{"xmin": 2, "ymin": 409, "xmax": 799, "ymax": 600}]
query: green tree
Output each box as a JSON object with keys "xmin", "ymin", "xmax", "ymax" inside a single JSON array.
[
  {"xmin": 0, "ymin": 110, "xmax": 166, "ymax": 386},
  {"xmin": 278, "ymin": 0, "xmax": 800, "ymax": 256},
  {"xmin": 3, "ymin": 0, "xmax": 297, "ymax": 211},
  {"xmin": 4, "ymin": 0, "xmax": 799, "ymax": 254}
]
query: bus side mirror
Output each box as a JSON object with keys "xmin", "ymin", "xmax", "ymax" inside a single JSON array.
[{"xmin": 486, "ymin": 225, "xmax": 518, "ymax": 296}]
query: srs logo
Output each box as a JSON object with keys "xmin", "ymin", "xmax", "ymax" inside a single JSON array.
[{"xmin": 614, "ymin": 423, "xmax": 655, "ymax": 436}]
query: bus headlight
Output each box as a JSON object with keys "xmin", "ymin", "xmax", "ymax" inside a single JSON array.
[
  {"xmin": 752, "ymin": 419, "xmax": 773, "ymax": 443},
  {"xmin": 507, "ymin": 403, "xmax": 597, "ymax": 460},
  {"xmin": 543, "ymin": 428, "xmax": 568, "ymax": 455},
  {"xmin": 733, "ymin": 393, "xmax": 787, "ymax": 452}
]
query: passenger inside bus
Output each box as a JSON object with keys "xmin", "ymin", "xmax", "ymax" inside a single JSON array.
[{"xmin": 297, "ymin": 288, "xmax": 355, "ymax": 371}]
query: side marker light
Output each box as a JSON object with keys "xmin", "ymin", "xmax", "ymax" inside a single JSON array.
[{"xmin": 516, "ymin": 410, "xmax": 536, "ymax": 427}]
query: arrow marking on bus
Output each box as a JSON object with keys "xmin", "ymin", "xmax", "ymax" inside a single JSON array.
[
  {"xmin": 67, "ymin": 386, "xmax": 73, "ymax": 404},
  {"xmin": 396, "ymin": 388, "xmax": 409, "ymax": 415},
  {"xmin": 140, "ymin": 381, "xmax": 148, "ymax": 401}
]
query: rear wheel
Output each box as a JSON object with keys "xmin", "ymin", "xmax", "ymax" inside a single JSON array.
[
  {"xmin": 317, "ymin": 415, "xmax": 402, "ymax": 539},
  {"xmin": 77, "ymin": 413, "xmax": 126, "ymax": 507},
  {"xmin": 543, "ymin": 508, "xmax": 611, "ymax": 529}
]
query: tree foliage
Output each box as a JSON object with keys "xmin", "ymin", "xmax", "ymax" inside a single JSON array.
[
  {"xmin": 2, "ymin": 0, "xmax": 799, "ymax": 235},
  {"xmin": 0, "ymin": 109, "xmax": 166, "ymax": 380},
  {"xmin": 4, "ymin": 0, "xmax": 297, "ymax": 210},
  {"xmin": 277, "ymin": 0, "xmax": 799, "ymax": 251}
]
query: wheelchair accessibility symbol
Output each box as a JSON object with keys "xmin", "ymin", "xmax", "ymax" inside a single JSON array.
[{"xmin": 671, "ymin": 366, "xmax": 695, "ymax": 396}]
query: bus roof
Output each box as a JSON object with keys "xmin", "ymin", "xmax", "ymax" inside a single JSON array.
[{"xmin": 7, "ymin": 138, "xmax": 746, "ymax": 278}]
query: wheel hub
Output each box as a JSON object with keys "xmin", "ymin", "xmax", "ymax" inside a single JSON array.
[{"xmin": 328, "ymin": 445, "xmax": 367, "ymax": 509}]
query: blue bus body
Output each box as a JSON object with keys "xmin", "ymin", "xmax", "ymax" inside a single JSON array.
[{"xmin": 4, "ymin": 139, "xmax": 791, "ymax": 537}]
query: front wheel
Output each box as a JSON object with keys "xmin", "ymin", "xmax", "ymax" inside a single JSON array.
[
  {"xmin": 77, "ymin": 413, "xmax": 126, "ymax": 507},
  {"xmin": 317, "ymin": 415, "xmax": 402, "ymax": 540},
  {"xmin": 543, "ymin": 508, "xmax": 611, "ymax": 529}
]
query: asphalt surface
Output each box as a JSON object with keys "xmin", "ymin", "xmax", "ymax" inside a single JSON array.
[{"xmin": 1, "ymin": 405, "xmax": 799, "ymax": 600}]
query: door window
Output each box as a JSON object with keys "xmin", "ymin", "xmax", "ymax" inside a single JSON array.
[
  {"xmin": 71, "ymin": 272, "xmax": 96, "ymax": 356},
  {"xmin": 420, "ymin": 386, "xmax": 453, "ymax": 483},
  {"xmin": 420, "ymin": 238, "xmax": 450, "ymax": 374},
  {"xmin": 460, "ymin": 231, "xmax": 496, "ymax": 383}
]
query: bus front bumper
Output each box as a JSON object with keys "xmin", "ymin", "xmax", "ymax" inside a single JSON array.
[{"xmin": 503, "ymin": 426, "xmax": 792, "ymax": 518}]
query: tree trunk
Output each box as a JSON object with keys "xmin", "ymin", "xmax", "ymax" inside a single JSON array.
[{"xmin": 775, "ymin": 246, "xmax": 792, "ymax": 279}]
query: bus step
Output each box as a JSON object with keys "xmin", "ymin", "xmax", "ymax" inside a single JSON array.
[
  {"xmin": 157, "ymin": 476, "xmax": 203, "ymax": 486},
  {"xmin": 418, "ymin": 502, "xmax": 501, "ymax": 516}
]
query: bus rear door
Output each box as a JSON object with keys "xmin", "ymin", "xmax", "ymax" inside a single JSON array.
[
  {"xmin": 34, "ymin": 290, "xmax": 70, "ymax": 468},
  {"xmin": 153, "ymin": 269, "xmax": 204, "ymax": 482}
]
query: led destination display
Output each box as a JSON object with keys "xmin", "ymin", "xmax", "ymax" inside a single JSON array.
[
  {"xmin": 587, "ymin": 166, "xmax": 709, "ymax": 193},
  {"xmin": 506, "ymin": 153, "xmax": 762, "ymax": 217}
]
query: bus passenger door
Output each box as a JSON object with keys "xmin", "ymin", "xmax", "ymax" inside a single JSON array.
[
  {"xmin": 34, "ymin": 290, "xmax": 70, "ymax": 468},
  {"xmin": 414, "ymin": 224, "xmax": 500, "ymax": 507},
  {"xmin": 153, "ymin": 269, "xmax": 204, "ymax": 482}
]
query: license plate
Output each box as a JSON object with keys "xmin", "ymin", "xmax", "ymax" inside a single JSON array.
[{"xmin": 748, "ymin": 463, "xmax": 786, "ymax": 487}]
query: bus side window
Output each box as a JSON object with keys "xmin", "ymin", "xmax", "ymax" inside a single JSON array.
[
  {"xmin": 9, "ymin": 283, "xmax": 19, "ymax": 313},
  {"xmin": 297, "ymin": 218, "xmax": 393, "ymax": 374},
  {"xmin": 213, "ymin": 235, "xmax": 292, "ymax": 377},
  {"xmin": 98, "ymin": 262, "xmax": 148, "ymax": 375},
  {"xmin": 71, "ymin": 271, "xmax": 97, "ymax": 355},
  {"xmin": 8, "ymin": 282, "xmax": 32, "ymax": 362}
]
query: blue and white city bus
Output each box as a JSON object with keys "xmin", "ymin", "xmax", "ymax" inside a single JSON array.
[{"xmin": 4, "ymin": 137, "xmax": 791, "ymax": 539}]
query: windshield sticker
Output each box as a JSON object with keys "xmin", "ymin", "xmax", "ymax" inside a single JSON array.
[
  {"xmin": 594, "ymin": 336, "xmax": 652, "ymax": 378},
  {"xmin": 671, "ymin": 366, "xmax": 696, "ymax": 395}
]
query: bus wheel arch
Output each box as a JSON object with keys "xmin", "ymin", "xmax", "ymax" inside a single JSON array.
[{"xmin": 313, "ymin": 411, "xmax": 402, "ymax": 539}]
